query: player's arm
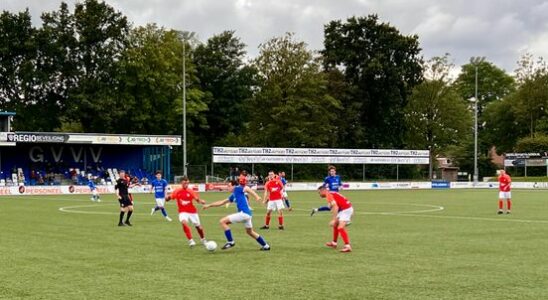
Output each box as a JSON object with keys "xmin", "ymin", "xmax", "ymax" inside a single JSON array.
[
  {"xmin": 115, "ymin": 182, "xmax": 121, "ymax": 199},
  {"xmin": 262, "ymin": 188, "xmax": 269, "ymax": 204},
  {"xmin": 244, "ymin": 186, "xmax": 261, "ymax": 202},
  {"xmin": 203, "ymin": 198, "xmax": 229, "ymax": 209},
  {"xmin": 329, "ymin": 200, "xmax": 339, "ymax": 226}
]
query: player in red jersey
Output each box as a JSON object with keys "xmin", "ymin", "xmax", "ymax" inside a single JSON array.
[
  {"xmin": 167, "ymin": 176, "xmax": 207, "ymax": 247},
  {"xmin": 260, "ymin": 171, "xmax": 286, "ymax": 230},
  {"xmin": 497, "ymin": 170, "xmax": 512, "ymax": 214},
  {"xmin": 318, "ymin": 186, "xmax": 353, "ymax": 253}
]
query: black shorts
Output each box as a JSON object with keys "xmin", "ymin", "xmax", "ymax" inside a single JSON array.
[{"xmin": 119, "ymin": 196, "xmax": 133, "ymax": 208}]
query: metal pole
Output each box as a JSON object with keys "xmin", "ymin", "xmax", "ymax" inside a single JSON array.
[
  {"xmin": 183, "ymin": 41, "xmax": 187, "ymax": 176},
  {"xmin": 397, "ymin": 164, "xmax": 399, "ymax": 181},
  {"xmin": 362, "ymin": 164, "xmax": 365, "ymax": 181},
  {"xmin": 291, "ymin": 164, "xmax": 294, "ymax": 181},
  {"xmin": 473, "ymin": 65, "xmax": 479, "ymax": 185}
]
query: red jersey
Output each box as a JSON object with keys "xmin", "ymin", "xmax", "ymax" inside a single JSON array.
[
  {"xmin": 326, "ymin": 192, "xmax": 352, "ymax": 210},
  {"xmin": 265, "ymin": 179, "xmax": 284, "ymax": 200},
  {"xmin": 170, "ymin": 188, "xmax": 200, "ymax": 213},
  {"xmin": 498, "ymin": 174, "xmax": 511, "ymax": 192}
]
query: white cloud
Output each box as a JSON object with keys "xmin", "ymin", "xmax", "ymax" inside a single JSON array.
[{"xmin": 2, "ymin": 0, "xmax": 548, "ymax": 73}]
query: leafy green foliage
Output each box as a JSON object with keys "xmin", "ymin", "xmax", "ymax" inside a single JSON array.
[
  {"xmin": 323, "ymin": 15, "xmax": 423, "ymax": 148},
  {"xmin": 249, "ymin": 33, "xmax": 341, "ymax": 147},
  {"xmin": 404, "ymin": 56, "xmax": 472, "ymax": 154},
  {"xmin": 514, "ymin": 134, "xmax": 548, "ymax": 152}
]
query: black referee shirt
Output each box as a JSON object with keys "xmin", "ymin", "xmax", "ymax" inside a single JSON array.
[{"xmin": 115, "ymin": 178, "xmax": 129, "ymax": 196}]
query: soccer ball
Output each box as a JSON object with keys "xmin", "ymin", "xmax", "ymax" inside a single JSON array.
[{"xmin": 205, "ymin": 241, "xmax": 217, "ymax": 252}]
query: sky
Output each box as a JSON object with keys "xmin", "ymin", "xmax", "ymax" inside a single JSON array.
[{"xmin": 3, "ymin": 0, "xmax": 548, "ymax": 74}]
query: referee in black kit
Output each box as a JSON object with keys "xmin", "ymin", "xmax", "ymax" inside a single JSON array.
[{"xmin": 116, "ymin": 170, "xmax": 134, "ymax": 226}]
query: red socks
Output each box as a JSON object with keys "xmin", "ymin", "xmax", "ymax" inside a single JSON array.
[
  {"xmin": 333, "ymin": 227, "xmax": 339, "ymax": 242},
  {"xmin": 278, "ymin": 216, "xmax": 284, "ymax": 226},
  {"xmin": 265, "ymin": 215, "xmax": 271, "ymax": 226},
  {"xmin": 507, "ymin": 200, "xmax": 512, "ymax": 210},
  {"xmin": 196, "ymin": 226, "xmax": 205, "ymax": 239},
  {"xmin": 338, "ymin": 228, "xmax": 350, "ymax": 245},
  {"xmin": 498, "ymin": 200, "xmax": 503, "ymax": 210},
  {"xmin": 182, "ymin": 223, "xmax": 192, "ymax": 240}
]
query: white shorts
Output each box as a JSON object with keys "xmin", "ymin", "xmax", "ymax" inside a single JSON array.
[
  {"xmin": 92, "ymin": 190, "xmax": 98, "ymax": 196},
  {"xmin": 155, "ymin": 198, "xmax": 166, "ymax": 207},
  {"xmin": 267, "ymin": 199, "xmax": 285, "ymax": 211},
  {"xmin": 499, "ymin": 192, "xmax": 511, "ymax": 200},
  {"xmin": 227, "ymin": 212, "xmax": 253, "ymax": 228},
  {"xmin": 337, "ymin": 207, "xmax": 354, "ymax": 222},
  {"xmin": 179, "ymin": 212, "xmax": 201, "ymax": 226}
]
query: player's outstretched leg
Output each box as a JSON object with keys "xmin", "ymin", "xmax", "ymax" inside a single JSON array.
[
  {"xmin": 181, "ymin": 221, "xmax": 195, "ymax": 247},
  {"xmin": 338, "ymin": 221, "xmax": 351, "ymax": 253},
  {"xmin": 151, "ymin": 206, "xmax": 159, "ymax": 215},
  {"xmin": 118, "ymin": 210, "xmax": 125, "ymax": 226},
  {"xmin": 246, "ymin": 228, "xmax": 270, "ymax": 251},
  {"xmin": 277, "ymin": 210, "xmax": 284, "ymax": 230},
  {"xmin": 311, "ymin": 206, "xmax": 330, "ymax": 216},
  {"xmin": 326, "ymin": 226, "xmax": 339, "ymax": 248},
  {"xmin": 284, "ymin": 198, "xmax": 292, "ymax": 211},
  {"xmin": 195, "ymin": 225, "xmax": 206, "ymax": 244},
  {"xmin": 220, "ymin": 217, "xmax": 235, "ymax": 250},
  {"xmin": 261, "ymin": 210, "xmax": 272, "ymax": 229},
  {"xmin": 159, "ymin": 206, "xmax": 171, "ymax": 221},
  {"xmin": 498, "ymin": 198, "xmax": 504, "ymax": 214},
  {"xmin": 125, "ymin": 207, "xmax": 133, "ymax": 226}
]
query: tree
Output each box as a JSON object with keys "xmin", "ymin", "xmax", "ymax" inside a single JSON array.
[
  {"xmin": 193, "ymin": 31, "xmax": 257, "ymax": 162},
  {"xmin": 323, "ymin": 15, "xmax": 423, "ymax": 148},
  {"xmin": 114, "ymin": 24, "xmax": 206, "ymax": 135},
  {"xmin": 404, "ymin": 55, "xmax": 473, "ymax": 177},
  {"xmin": 454, "ymin": 58, "xmax": 515, "ymax": 116},
  {"xmin": 0, "ymin": 10, "xmax": 43, "ymax": 130},
  {"xmin": 512, "ymin": 53, "xmax": 548, "ymax": 137},
  {"xmin": 62, "ymin": 0, "xmax": 130, "ymax": 133},
  {"xmin": 482, "ymin": 94, "xmax": 523, "ymax": 154},
  {"xmin": 249, "ymin": 33, "xmax": 341, "ymax": 147}
]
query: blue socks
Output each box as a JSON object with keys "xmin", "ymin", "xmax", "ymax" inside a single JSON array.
[
  {"xmin": 256, "ymin": 236, "xmax": 267, "ymax": 246},
  {"xmin": 224, "ymin": 229, "xmax": 234, "ymax": 242},
  {"xmin": 318, "ymin": 206, "xmax": 330, "ymax": 212},
  {"xmin": 160, "ymin": 208, "xmax": 167, "ymax": 217},
  {"xmin": 284, "ymin": 199, "xmax": 291, "ymax": 208}
]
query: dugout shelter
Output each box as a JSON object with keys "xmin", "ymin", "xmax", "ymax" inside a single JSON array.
[{"xmin": 0, "ymin": 114, "xmax": 180, "ymax": 186}]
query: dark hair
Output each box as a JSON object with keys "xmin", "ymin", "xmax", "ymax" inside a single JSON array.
[
  {"xmin": 229, "ymin": 180, "xmax": 238, "ymax": 186},
  {"xmin": 155, "ymin": 170, "xmax": 162, "ymax": 175},
  {"xmin": 318, "ymin": 185, "xmax": 327, "ymax": 190},
  {"xmin": 180, "ymin": 175, "xmax": 189, "ymax": 182}
]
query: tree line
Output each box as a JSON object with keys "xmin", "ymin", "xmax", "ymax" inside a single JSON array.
[{"xmin": 2, "ymin": 0, "xmax": 548, "ymax": 180}]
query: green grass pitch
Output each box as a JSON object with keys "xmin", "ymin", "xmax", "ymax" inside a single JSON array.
[{"xmin": 2, "ymin": 189, "xmax": 548, "ymax": 299}]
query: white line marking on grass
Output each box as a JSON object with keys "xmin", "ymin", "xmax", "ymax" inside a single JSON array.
[
  {"xmin": 292, "ymin": 203, "xmax": 445, "ymax": 216},
  {"xmin": 384, "ymin": 213, "xmax": 548, "ymax": 224}
]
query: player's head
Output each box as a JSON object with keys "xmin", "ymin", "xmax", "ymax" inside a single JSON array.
[
  {"xmin": 318, "ymin": 185, "xmax": 328, "ymax": 197},
  {"xmin": 499, "ymin": 169, "xmax": 506, "ymax": 176},
  {"xmin": 229, "ymin": 179, "xmax": 238, "ymax": 191},
  {"xmin": 155, "ymin": 171, "xmax": 162, "ymax": 179},
  {"xmin": 268, "ymin": 170, "xmax": 276, "ymax": 180},
  {"xmin": 240, "ymin": 170, "xmax": 248, "ymax": 176},
  {"xmin": 180, "ymin": 175, "xmax": 189, "ymax": 188},
  {"xmin": 280, "ymin": 171, "xmax": 286, "ymax": 177},
  {"xmin": 238, "ymin": 175, "xmax": 247, "ymax": 186},
  {"xmin": 328, "ymin": 165, "xmax": 337, "ymax": 176},
  {"xmin": 119, "ymin": 170, "xmax": 126, "ymax": 177}
]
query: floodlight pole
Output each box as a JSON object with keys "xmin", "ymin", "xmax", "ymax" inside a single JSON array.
[
  {"xmin": 183, "ymin": 40, "xmax": 187, "ymax": 177},
  {"xmin": 473, "ymin": 65, "xmax": 479, "ymax": 185}
]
